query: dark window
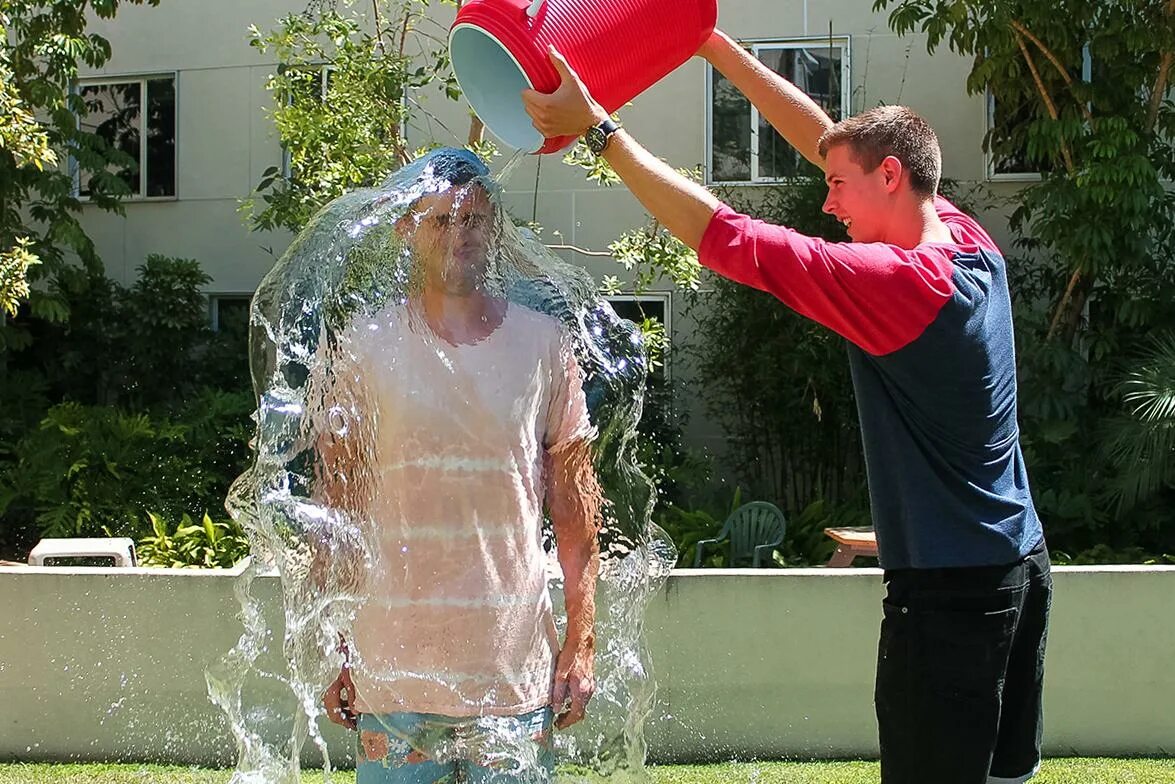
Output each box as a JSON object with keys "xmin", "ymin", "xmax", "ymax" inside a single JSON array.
[
  {"xmin": 211, "ymin": 295, "xmax": 251, "ymax": 335},
  {"xmin": 78, "ymin": 76, "xmax": 176, "ymax": 198},
  {"xmin": 709, "ymin": 40, "xmax": 849, "ymax": 183},
  {"xmin": 606, "ymin": 296, "xmax": 670, "ymax": 377}
]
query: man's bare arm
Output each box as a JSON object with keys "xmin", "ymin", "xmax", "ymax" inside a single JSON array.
[
  {"xmin": 698, "ymin": 31, "xmax": 835, "ymax": 169},
  {"xmin": 523, "ymin": 49, "xmax": 721, "ymax": 251},
  {"xmin": 522, "ymin": 31, "xmax": 838, "ymax": 250},
  {"xmin": 547, "ymin": 437, "xmax": 602, "ymax": 729},
  {"xmin": 308, "ymin": 373, "xmax": 374, "ymax": 593}
]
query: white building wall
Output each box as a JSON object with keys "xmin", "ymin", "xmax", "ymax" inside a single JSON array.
[{"xmin": 74, "ymin": 0, "xmax": 1020, "ymax": 462}]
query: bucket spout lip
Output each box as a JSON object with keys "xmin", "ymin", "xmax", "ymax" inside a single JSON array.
[
  {"xmin": 449, "ymin": 21, "xmax": 552, "ymax": 153},
  {"xmin": 449, "ymin": 6, "xmax": 558, "ymax": 92}
]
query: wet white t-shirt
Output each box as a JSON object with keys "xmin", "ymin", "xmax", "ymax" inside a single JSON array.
[{"xmin": 326, "ymin": 301, "xmax": 593, "ymax": 717}]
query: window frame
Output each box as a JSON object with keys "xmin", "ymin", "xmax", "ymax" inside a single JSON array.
[
  {"xmin": 280, "ymin": 64, "xmax": 331, "ymax": 180},
  {"xmin": 72, "ymin": 72, "xmax": 179, "ymax": 202},
  {"xmin": 280, "ymin": 64, "xmax": 410, "ymax": 180},
  {"xmin": 705, "ymin": 36, "xmax": 852, "ymax": 186},
  {"xmin": 985, "ymin": 44, "xmax": 1091, "ymax": 181},
  {"xmin": 604, "ymin": 292, "xmax": 673, "ymax": 379},
  {"xmin": 208, "ymin": 293, "xmax": 253, "ymax": 333}
]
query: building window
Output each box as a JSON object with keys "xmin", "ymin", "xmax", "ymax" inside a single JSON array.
[
  {"xmin": 986, "ymin": 44, "xmax": 1090, "ymax": 180},
  {"xmin": 208, "ymin": 294, "xmax": 252, "ymax": 387},
  {"xmin": 76, "ymin": 75, "xmax": 176, "ymax": 198},
  {"xmin": 281, "ymin": 65, "xmax": 332, "ymax": 179},
  {"xmin": 707, "ymin": 38, "xmax": 850, "ymax": 184},
  {"xmin": 277, "ymin": 64, "xmax": 409, "ymax": 181},
  {"xmin": 606, "ymin": 294, "xmax": 671, "ymax": 377},
  {"xmin": 209, "ymin": 294, "xmax": 252, "ymax": 334}
]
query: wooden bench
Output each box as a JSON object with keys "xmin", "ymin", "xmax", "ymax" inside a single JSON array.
[{"xmin": 823, "ymin": 526, "xmax": 878, "ymax": 567}]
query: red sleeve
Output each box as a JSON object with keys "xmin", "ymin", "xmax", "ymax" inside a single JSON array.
[
  {"xmin": 697, "ymin": 204, "xmax": 956, "ymax": 356},
  {"xmin": 934, "ymin": 196, "xmax": 1001, "ymax": 255}
]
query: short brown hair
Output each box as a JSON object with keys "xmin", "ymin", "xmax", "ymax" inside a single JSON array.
[{"xmin": 817, "ymin": 106, "xmax": 942, "ymax": 198}]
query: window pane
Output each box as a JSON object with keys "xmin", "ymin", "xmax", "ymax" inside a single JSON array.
[
  {"xmin": 990, "ymin": 96, "xmax": 1034, "ymax": 175},
  {"xmin": 758, "ymin": 46, "xmax": 844, "ymax": 179},
  {"xmin": 146, "ymin": 78, "xmax": 176, "ymax": 197},
  {"xmin": 213, "ymin": 296, "xmax": 252, "ymax": 334},
  {"xmin": 609, "ymin": 299, "xmax": 666, "ymax": 326},
  {"xmin": 209, "ymin": 296, "xmax": 253, "ymax": 389},
  {"xmin": 608, "ymin": 298, "xmax": 668, "ymax": 378},
  {"xmin": 287, "ymin": 66, "xmax": 327, "ymax": 106},
  {"xmin": 79, "ymin": 81, "xmax": 142, "ymax": 197},
  {"xmin": 710, "ymin": 68, "xmax": 751, "ymax": 182}
]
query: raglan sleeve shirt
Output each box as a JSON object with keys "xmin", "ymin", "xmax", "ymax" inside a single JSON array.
[{"xmin": 696, "ymin": 200, "xmax": 979, "ymax": 356}]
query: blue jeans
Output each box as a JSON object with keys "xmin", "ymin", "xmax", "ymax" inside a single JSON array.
[{"xmin": 356, "ymin": 708, "xmax": 555, "ymax": 784}]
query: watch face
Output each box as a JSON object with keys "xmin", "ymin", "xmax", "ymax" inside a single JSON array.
[{"xmin": 585, "ymin": 126, "xmax": 606, "ymax": 154}]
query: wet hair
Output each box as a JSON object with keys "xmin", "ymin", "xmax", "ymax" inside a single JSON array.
[
  {"xmin": 817, "ymin": 106, "xmax": 942, "ymax": 198},
  {"xmin": 422, "ymin": 147, "xmax": 492, "ymax": 190}
]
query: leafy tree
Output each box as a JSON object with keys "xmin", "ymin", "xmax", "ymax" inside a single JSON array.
[
  {"xmin": 0, "ymin": 0, "xmax": 162, "ymax": 347},
  {"xmin": 243, "ymin": 0, "xmax": 463, "ymax": 233},
  {"xmin": 0, "ymin": 28, "xmax": 53, "ymax": 316},
  {"xmin": 874, "ymin": 0, "xmax": 1175, "ymax": 345},
  {"xmin": 0, "ymin": 253, "xmax": 254, "ymax": 559},
  {"xmin": 876, "ymin": 0, "xmax": 1175, "ymax": 556}
]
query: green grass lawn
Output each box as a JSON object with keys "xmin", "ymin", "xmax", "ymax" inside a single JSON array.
[{"xmin": 1, "ymin": 759, "xmax": 1173, "ymax": 784}]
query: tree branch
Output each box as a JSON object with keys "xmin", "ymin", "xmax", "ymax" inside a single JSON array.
[
  {"xmin": 1013, "ymin": 29, "xmax": 1076, "ymax": 173},
  {"xmin": 397, "ymin": 4, "xmax": 413, "ymax": 62},
  {"xmin": 1046, "ymin": 267, "xmax": 1084, "ymax": 342},
  {"xmin": 1149, "ymin": 52, "xmax": 1173, "ymax": 131},
  {"xmin": 467, "ymin": 115, "xmax": 484, "ymax": 145},
  {"xmin": 371, "ymin": 0, "xmax": 387, "ymax": 54},
  {"xmin": 1009, "ymin": 19, "xmax": 1093, "ymax": 124},
  {"xmin": 1011, "ymin": 28, "xmax": 1083, "ymax": 343},
  {"xmin": 545, "ymin": 244, "xmax": 614, "ymax": 258},
  {"xmin": 1146, "ymin": 0, "xmax": 1175, "ymax": 131}
]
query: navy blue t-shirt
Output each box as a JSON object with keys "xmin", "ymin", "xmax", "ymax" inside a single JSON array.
[{"xmin": 698, "ymin": 197, "xmax": 1043, "ymax": 569}]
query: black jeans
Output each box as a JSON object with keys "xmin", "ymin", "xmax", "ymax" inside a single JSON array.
[{"xmin": 875, "ymin": 541, "xmax": 1052, "ymax": 784}]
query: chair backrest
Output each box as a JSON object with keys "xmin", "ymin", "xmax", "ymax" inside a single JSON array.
[{"xmin": 726, "ymin": 502, "xmax": 787, "ymax": 563}]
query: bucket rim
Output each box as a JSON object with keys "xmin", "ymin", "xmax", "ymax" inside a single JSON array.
[{"xmin": 449, "ymin": 21, "xmax": 544, "ymax": 153}]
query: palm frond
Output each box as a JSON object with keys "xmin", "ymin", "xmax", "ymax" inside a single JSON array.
[{"xmin": 1102, "ymin": 333, "xmax": 1175, "ymax": 514}]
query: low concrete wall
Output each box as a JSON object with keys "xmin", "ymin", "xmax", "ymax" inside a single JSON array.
[{"xmin": 2, "ymin": 563, "xmax": 1172, "ymax": 765}]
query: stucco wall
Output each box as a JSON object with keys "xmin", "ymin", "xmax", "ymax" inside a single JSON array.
[{"xmin": 2, "ymin": 564, "xmax": 1172, "ymax": 765}]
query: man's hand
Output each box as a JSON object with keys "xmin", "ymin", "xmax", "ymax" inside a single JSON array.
[
  {"xmin": 323, "ymin": 664, "xmax": 358, "ymax": 731},
  {"xmin": 522, "ymin": 47, "xmax": 610, "ymax": 140},
  {"xmin": 551, "ymin": 637, "xmax": 595, "ymax": 729}
]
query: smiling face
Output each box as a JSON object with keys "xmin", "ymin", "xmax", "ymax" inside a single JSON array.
[
  {"xmin": 405, "ymin": 185, "xmax": 495, "ymax": 296},
  {"xmin": 821, "ymin": 144, "xmax": 900, "ymax": 244},
  {"xmin": 816, "ymin": 106, "xmax": 944, "ymax": 245}
]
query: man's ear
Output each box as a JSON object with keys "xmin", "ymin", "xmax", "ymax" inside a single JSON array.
[{"xmin": 880, "ymin": 155, "xmax": 904, "ymax": 194}]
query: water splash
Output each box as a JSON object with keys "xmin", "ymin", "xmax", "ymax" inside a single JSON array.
[{"xmin": 215, "ymin": 148, "xmax": 675, "ymax": 782}]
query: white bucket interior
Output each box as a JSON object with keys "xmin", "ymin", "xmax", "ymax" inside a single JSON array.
[{"xmin": 450, "ymin": 24, "xmax": 544, "ymax": 153}]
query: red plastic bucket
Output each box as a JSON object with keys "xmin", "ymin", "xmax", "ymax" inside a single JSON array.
[{"xmin": 449, "ymin": 0, "xmax": 717, "ymax": 154}]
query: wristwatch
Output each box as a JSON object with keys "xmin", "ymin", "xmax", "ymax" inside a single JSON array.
[{"xmin": 585, "ymin": 117, "xmax": 621, "ymax": 155}]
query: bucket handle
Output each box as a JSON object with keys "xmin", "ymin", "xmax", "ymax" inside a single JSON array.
[{"xmin": 526, "ymin": 0, "xmax": 545, "ymax": 18}]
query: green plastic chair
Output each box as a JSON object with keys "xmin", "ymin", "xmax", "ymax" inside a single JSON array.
[{"xmin": 693, "ymin": 501, "xmax": 787, "ymax": 567}]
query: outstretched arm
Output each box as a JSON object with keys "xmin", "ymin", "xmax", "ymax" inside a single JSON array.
[
  {"xmin": 698, "ymin": 30, "xmax": 834, "ymax": 169},
  {"xmin": 523, "ymin": 49, "xmax": 720, "ymax": 251}
]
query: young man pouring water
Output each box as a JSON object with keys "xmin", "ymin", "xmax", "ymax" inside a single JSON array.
[{"xmin": 523, "ymin": 31, "xmax": 1052, "ymax": 784}]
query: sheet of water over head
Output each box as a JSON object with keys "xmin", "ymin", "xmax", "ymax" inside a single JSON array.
[{"xmin": 215, "ymin": 148, "xmax": 676, "ymax": 784}]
